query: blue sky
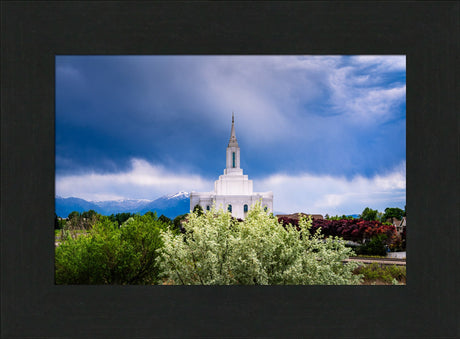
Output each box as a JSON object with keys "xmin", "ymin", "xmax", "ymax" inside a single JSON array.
[{"xmin": 56, "ymin": 55, "xmax": 406, "ymax": 215}]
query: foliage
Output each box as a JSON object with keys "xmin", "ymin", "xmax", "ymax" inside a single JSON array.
[
  {"xmin": 387, "ymin": 230, "xmax": 405, "ymax": 252},
  {"xmin": 401, "ymin": 226, "xmax": 406, "ymax": 250},
  {"xmin": 383, "ymin": 207, "xmax": 405, "ymax": 222},
  {"xmin": 67, "ymin": 211, "xmax": 80, "ymax": 220},
  {"xmin": 173, "ymin": 213, "xmax": 188, "ymax": 233},
  {"xmin": 108, "ymin": 212, "xmax": 136, "ymax": 226},
  {"xmin": 158, "ymin": 203, "xmax": 361, "ymax": 285},
  {"xmin": 54, "ymin": 213, "xmax": 66, "ymax": 230},
  {"xmin": 65, "ymin": 210, "xmax": 100, "ymax": 232},
  {"xmin": 354, "ymin": 263, "xmax": 406, "ymax": 284},
  {"xmin": 81, "ymin": 209, "xmax": 98, "ymax": 220},
  {"xmin": 158, "ymin": 214, "xmax": 172, "ymax": 226},
  {"xmin": 193, "ymin": 204, "xmax": 204, "ymax": 216},
  {"xmin": 55, "ymin": 213, "xmax": 169, "ymax": 284},
  {"xmin": 353, "ymin": 254, "xmax": 387, "ymax": 259},
  {"xmin": 326, "ymin": 215, "xmax": 354, "ymax": 221},
  {"xmin": 360, "ymin": 207, "xmax": 379, "ymax": 221},
  {"xmin": 278, "ymin": 216, "xmax": 397, "ymax": 245},
  {"xmin": 354, "ymin": 234, "xmax": 388, "ymax": 256}
]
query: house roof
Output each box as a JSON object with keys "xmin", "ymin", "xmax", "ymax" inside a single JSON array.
[
  {"xmin": 400, "ymin": 217, "xmax": 406, "ymax": 227},
  {"xmin": 388, "ymin": 217, "xmax": 406, "ymax": 227}
]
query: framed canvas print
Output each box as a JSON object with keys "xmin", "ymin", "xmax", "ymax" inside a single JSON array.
[
  {"xmin": 2, "ymin": 2, "xmax": 458, "ymax": 338},
  {"xmin": 54, "ymin": 55, "xmax": 407, "ymax": 286}
]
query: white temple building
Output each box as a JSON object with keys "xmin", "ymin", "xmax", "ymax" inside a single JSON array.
[{"xmin": 190, "ymin": 114, "xmax": 273, "ymax": 219}]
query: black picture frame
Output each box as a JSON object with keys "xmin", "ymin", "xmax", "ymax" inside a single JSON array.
[{"xmin": 1, "ymin": 1, "xmax": 458, "ymax": 337}]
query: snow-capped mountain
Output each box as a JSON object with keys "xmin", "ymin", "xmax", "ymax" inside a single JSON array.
[
  {"xmin": 92, "ymin": 199, "xmax": 153, "ymax": 212},
  {"xmin": 55, "ymin": 192, "xmax": 190, "ymax": 219},
  {"xmin": 165, "ymin": 191, "xmax": 189, "ymax": 199}
]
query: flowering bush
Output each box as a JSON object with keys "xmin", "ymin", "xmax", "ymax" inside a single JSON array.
[
  {"xmin": 279, "ymin": 216, "xmax": 397, "ymax": 245},
  {"xmin": 158, "ymin": 203, "xmax": 361, "ymax": 285}
]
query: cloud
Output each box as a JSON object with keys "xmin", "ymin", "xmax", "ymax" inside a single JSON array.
[
  {"xmin": 56, "ymin": 158, "xmax": 213, "ymax": 201},
  {"xmin": 350, "ymin": 55, "xmax": 406, "ymax": 71},
  {"xmin": 344, "ymin": 85, "xmax": 406, "ymax": 122},
  {"xmin": 187, "ymin": 56, "xmax": 340, "ymax": 143},
  {"xmin": 57, "ymin": 157, "xmax": 406, "ymax": 216},
  {"xmin": 256, "ymin": 161, "xmax": 406, "ymax": 215},
  {"xmin": 327, "ymin": 60, "xmax": 406, "ymax": 124}
]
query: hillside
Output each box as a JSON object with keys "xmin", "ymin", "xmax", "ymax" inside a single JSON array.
[{"xmin": 56, "ymin": 192, "xmax": 190, "ymax": 219}]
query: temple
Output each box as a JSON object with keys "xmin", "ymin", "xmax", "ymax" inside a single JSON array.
[{"xmin": 190, "ymin": 114, "xmax": 273, "ymax": 219}]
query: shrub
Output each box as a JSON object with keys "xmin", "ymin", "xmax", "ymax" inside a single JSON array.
[
  {"xmin": 355, "ymin": 263, "xmax": 406, "ymax": 284},
  {"xmin": 355, "ymin": 234, "xmax": 388, "ymax": 256},
  {"xmin": 158, "ymin": 203, "xmax": 361, "ymax": 285},
  {"xmin": 282, "ymin": 217, "xmax": 398, "ymax": 246},
  {"xmin": 55, "ymin": 213, "xmax": 169, "ymax": 284}
]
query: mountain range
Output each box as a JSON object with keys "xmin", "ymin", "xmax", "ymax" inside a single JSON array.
[
  {"xmin": 56, "ymin": 192, "xmax": 359, "ymax": 220},
  {"xmin": 55, "ymin": 192, "xmax": 190, "ymax": 219}
]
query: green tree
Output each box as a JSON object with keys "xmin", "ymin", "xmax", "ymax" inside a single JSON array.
[
  {"xmin": 81, "ymin": 209, "xmax": 97, "ymax": 220},
  {"xmin": 383, "ymin": 207, "xmax": 405, "ymax": 222},
  {"xmin": 360, "ymin": 207, "xmax": 379, "ymax": 221},
  {"xmin": 158, "ymin": 214, "xmax": 172, "ymax": 226},
  {"xmin": 158, "ymin": 203, "xmax": 361, "ymax": 285},
  {"xmin": 356, "ymin": 234, "xmax": 388, "ymax": 256},
  {"xmin": 54, "ymin": 213, "xmax": 66, "ymax": 230},
  {"xmin": 109, "ymin": 212, "xmax": 135, "ymax": 226},
  {"xmin": 66, "ymin": 209, "xmax": 100, "ymax": 231},
  {"xmin": 377, "ymin": 211, "xmax": 385, "ymax": 222},
  {"xmin": 55, "ymin": 213, "xmax": 167, "ymax": 284},
  {"xmin": 173, "ymin": 213, "xmax": 188, "ymax": 232},
  {"xmin": 193, "ymin": 204, "xmax": 204, "ymax": 216},
  {"xmin": 67, "ymin": 211, "xmax": 80, "ymax": 220}
]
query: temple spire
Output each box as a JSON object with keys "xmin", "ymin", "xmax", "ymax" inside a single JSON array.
[{"xmin": 228, "ymin": 112, "xmax": 238, "ymax": 147}]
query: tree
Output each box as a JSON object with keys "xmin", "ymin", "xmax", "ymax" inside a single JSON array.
[
  {"xmin": 55, "ymin": 213, "xmax": 167, "ymax": 284},
  {"xmin": 193, "ymin": 204, "xmax": 204, "ymax": 216},
  {"xmin": 67, "ymin": 211, "xmax": 80, "ymax": 220},
  {"xmin": 108, "ymin": 212, "xmax": 135, "ymax": 226},
  {"xmin": 81, "ymin": 209, "xmax": 97, "ymax": 220},
  {"xmin": 360, "ymin": 207, "xmax": 379, "ymax": 221},
  {"xmin": 66, "ymin": 209, "xmax": 100, "ymax": 231},
  {"xmin": 173, "ymin": 213, "xmax": 188, "ymax": 232},
  {"xmin": 383, "ymin": 207, "xmax": 405, "ymax": 222},
  {"xmin": 54, "ymin": 213, "xmax": 65, "ymax": 230},
  {"xmin": 355, "ymin": 234, "xmax": 388, "ymax": 256},
  {"xmin": 158, "ymin": 203, "xmax": 361, "ymax": 285},
  {"xmin": 158, "ymin": 214, "xmax": 172, "ymax": 226}
]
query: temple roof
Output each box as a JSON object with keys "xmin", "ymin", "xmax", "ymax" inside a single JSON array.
[{"xmin": 228, "ymin": 112, "xmax": 239, "ymax": 147}]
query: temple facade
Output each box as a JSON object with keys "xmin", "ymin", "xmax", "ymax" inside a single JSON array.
[{"xmin": 190, "ymin": 114, "xmax": 273, "ymax": 219}]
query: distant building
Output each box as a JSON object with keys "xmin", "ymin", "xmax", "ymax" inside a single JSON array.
[
  {"xmin": 190, "ymin": 114, "xmax": 273, "ymax": 219},
  {"xmin": 389, "ymin": 216, "xmax": 406, "ymax": 234}
]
